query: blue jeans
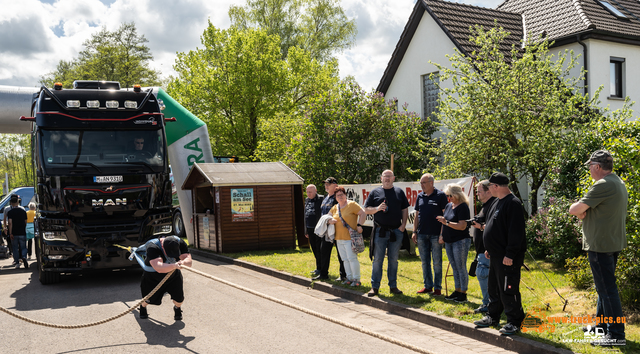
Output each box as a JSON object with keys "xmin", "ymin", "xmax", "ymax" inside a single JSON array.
[
  {"xmin": 588, "ymin": 251, "xmax": 625, "ymax": 339},
  {"xmin": 417, "ymin": 234, "xmax": 442, "ymax": 290},
  {"xmin": 444, "ymin": 238, "xmax": 471, "ymax": 291},
  {"xmin": 371, "ymin": 227, "xmax": 404, "ymax": 289},
  {"xmin": 12, "ymin": 235, "xmax": 27, "ymax": 262},
  {"xmin": 476, "ymin": 252, "xmax": 490, "ymax": 306}
]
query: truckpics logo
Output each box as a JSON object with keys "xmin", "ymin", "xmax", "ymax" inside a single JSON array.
[
  {"xmin": 92, "ymin": 198, "xmax": 127, "ymax": 206},
  {"xmin": 133, "ymin": 117, "xmax": 157, "ymax": 125}
]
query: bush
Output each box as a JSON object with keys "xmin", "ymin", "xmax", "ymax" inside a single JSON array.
[
  {"xmin": 565, "ymin": 255, "xmax": 593, "ymax": 290},
  {"xmin": 525, "ymin": 197, "xmax": 582, "ymax": 266}
]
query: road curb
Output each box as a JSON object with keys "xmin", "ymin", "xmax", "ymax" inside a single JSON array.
[{"xmin": 190, "ymin": 249, "xmax": 572, "ymax": 354}]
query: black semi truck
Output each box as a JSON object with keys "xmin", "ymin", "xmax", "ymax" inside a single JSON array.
[{"xmin": 23, "ymin": 81, "xmax": 173, "ymax": 284}]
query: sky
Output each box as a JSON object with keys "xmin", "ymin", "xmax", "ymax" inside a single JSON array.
[{"xmin": 0, "ymin": 0, "xmax": 503, "ymax": 91}]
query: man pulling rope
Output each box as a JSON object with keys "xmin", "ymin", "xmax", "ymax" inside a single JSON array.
[{"xmin": 131, "ymin": 235, "xmax": 192, "ymax": 321}]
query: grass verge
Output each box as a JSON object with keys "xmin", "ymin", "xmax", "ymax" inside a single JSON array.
[{"xmin": 222, "ymin": 241, "xmax": 638, "ymax": 353}]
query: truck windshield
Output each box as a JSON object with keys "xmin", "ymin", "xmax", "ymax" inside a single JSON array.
[{"xmin": 40, "ymin": 130, "xmax": 165, "ymax": 171}]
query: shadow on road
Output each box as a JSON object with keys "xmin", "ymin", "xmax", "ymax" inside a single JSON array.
[
  {"xmin": 9, "ymin": 266, "xmax": 143, "ymax": 311},
  {"xmin": 134, "ymin": 309, "xmax": 197, "ymax": 352}
]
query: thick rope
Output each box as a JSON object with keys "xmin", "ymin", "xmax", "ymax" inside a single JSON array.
[
  {"xmin": 2, "ymin": 266, "xmax": 435, "ymax": 354},
  {"xmin": 0, "ymin": 270, "xmax": 175, "ymax": 329},
  {"xmin": 180, "ymin": 266, "xmax": 436, "ymax": 354}
]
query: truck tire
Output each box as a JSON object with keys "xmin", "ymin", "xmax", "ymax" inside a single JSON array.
[
  {"xmin": 173, "ymin": 209, "xmax": 186, "ymax": 239},
  {"xmin": 36, "ymin": 240, "xmax": 61, "ymax": 285}
]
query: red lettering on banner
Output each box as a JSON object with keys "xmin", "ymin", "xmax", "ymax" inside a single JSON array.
[
  {"xmin": 362, "ymin": 189, "xmax": 369, "ymax": 201},
  {"xmin": 413, "ymin": 190, "xmax": 418, "ymax": 205}
]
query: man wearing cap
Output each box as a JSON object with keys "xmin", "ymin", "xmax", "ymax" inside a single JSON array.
[
  {"xmin": 313, "ymin": 177, "xmax": 347, "ymax": 281},
  {"xmin": 139, "ymin": 236, "xmax": 192, "ymax": 321},
  {"xmin": 6, "ymin": 194, "xmax": 28, "ymax": 269},
  {"xmin": 474, "ymin": 172, "xmax": 526, "ymax": 336},
  {"xmin": 569, "ymin": 150, "xmax": 627, "ymax": 346}
]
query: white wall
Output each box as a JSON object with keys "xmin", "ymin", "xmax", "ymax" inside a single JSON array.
[
  {"xmin": 587, "ymin": 39, "xmax": 639, "ymax": 116},
  {"xmin": 383, "ymin": 11, "xmax": 457, "ymax": 118},
  {"xmin": 548, "ymin": 42, "xmax": 587, "ymax": 96}
]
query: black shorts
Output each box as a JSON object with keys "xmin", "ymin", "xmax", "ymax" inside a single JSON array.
[{"xmin": 141, "ymin": 270, "xmax": 184, "ymax": 305}]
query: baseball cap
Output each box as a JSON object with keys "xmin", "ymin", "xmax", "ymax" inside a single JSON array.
[
  {"xmin": 163, "ymin": 236, "xmax": 182, "ymax": 259},
  {"xmin": 585, "ymin": 150, "xmax": 613, "ymax": 165},
  {"xmin": 323, "ymin": 177, "xmax": 338, "ymax": 184},
  {"xmin": 488, "ymin": 172, "xmax": 509, "ymax": 185}
]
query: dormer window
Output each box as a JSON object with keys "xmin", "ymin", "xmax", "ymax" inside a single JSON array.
[{"xmin": 598, "ymin": 0, "xmax": 628, "ymax": 19}]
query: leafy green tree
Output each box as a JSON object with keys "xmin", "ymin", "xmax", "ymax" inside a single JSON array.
[
  {"xmin": 0, "ymin": 134, "xmax": 34, "ymax": 191},
  {"xmin": 432, "ymin": 25, "xmax": 605, "ymax": 214},
  {"xmin": 286, "ymin": 79, "xmax": 438, "ymax": 187},
  {"xmin": 229, "ymin": 0, "xmax": 357, "ymax": 62},
  {"xmin": 41, "ymin": 22, "xmax": 160, "ymax": 88},
  {"xmin": 168, "ymin": 23, "xmax": 337, "ymax": 160}
]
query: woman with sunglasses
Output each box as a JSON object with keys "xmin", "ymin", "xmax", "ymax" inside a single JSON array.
[
  {"xmin": 327, "ymin": 186, "xmax": 366, "ymax": 286},
  {"xmin": 436, "ymin": 183, "xmax": 471, "ymax": 303}
]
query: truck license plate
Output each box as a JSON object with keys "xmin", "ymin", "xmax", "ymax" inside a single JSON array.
[{"xmin": 94, "ymin": 176, "xmax": 123, "ymax": 183}]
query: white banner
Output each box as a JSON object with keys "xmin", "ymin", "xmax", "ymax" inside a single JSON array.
[{"xmin": 342, "ymin": 176, "xmax": 476, "ymax": 232}]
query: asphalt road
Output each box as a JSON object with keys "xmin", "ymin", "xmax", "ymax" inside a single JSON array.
[{"xmin": 0, "ymin": 254, "xmax": 517, "ymax": 354}]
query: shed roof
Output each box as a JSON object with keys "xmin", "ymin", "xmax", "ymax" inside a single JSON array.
[{"xmin": 181, "ymin": 162, "xmax": 304, "ymax": 190}]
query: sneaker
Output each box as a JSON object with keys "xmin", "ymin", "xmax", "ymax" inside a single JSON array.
[
  {"xmin": 310, "ymin": 269, "xmax": 320, "ymax": 276},
  {"xmin": 341, "ymin": 280, "xmax": 352, "ymax": 285},
  {"xmin": 14, "ymin": 262, "xmax": 20, "ymax": 269},
  {"xmin": 474, "ymin": 305, "xmax": 489, "ymax": 314},
  {"xmin": 390, "ymin": 287, "xmax": 403, "ymax": 295},
  {"xmin": 22, "ymin": 258, "xmax": 28, "ymax": 269},
  {"xmin": 432, "ymin": 289, "xmax": 442, "ymax": 296},
  {"xmin": 367, "ymin": 288, "xmax": 379, "ymax": 297},
  {"xmin": 11, "ymin": 260, "xmax": 18, "ymax": 266},
  {"xmin": 454, "ymin": 292, "xmax": 468, "ymax": 303},
  {"xmin": 499, "ymin": 323, "xmax": 519, "ymax": 335},
  {"xmin": 474, "ymin": 315, "xmax": 498, "ymax": 328},
  {"xmin": 350, "ymin": 280, "xmax": 361, "ymax": 287},
  {"xmin": 445, "ymin": 291, "xmax": 459, "ymax": 300},
  {"xmin": 312, "ymin": 275, "xmax": 329, "ymax": 281},
  {"xmin": 174, "ymin": 306, "xmax": 183, "ymax": 321},
  {"xmin": 139, "ymin": 306, "xmax": 148, "ymax": 319},
  {"xmin": 417, "ymin": 288, "xmax": 433, "ymax": 294},
  {"xmin": 335, "ymin": 276, "xmax": 347, "ymax": 282}
]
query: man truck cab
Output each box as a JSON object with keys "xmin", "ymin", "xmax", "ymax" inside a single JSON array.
[{"xmin": 24, "ymin": 81, "xmax": 173, "ymax": 284}]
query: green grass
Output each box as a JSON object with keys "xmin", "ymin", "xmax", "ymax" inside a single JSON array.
[{"xmin": 222, "ymin": 241, "xmax": 639, "ymax": 353}]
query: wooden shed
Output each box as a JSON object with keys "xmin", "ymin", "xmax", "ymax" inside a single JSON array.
[{"xmin": 181, "ymin": 162, "xmax": 306, "ymax": 253}]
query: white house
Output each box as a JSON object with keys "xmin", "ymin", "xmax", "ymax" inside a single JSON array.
[{"xmin": 377, "ymin": 0, "xmax": 640, "ymax": 119}]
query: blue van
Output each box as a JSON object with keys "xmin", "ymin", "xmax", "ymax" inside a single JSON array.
[{"xmin": 0, "ymin": 187, "xmax": 36, "ymax": 226}]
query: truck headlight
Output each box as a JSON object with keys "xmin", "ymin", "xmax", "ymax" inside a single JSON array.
[{"xmin": 43, "ymin": 231, "xmax": 68, "ymax": 241}]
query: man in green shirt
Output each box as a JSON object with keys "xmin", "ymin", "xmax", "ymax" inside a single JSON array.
[{"xmin": 569, "ymin": 150, "xmax": 627, "ymax": 346}]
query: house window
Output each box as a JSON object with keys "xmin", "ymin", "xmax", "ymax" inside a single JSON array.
[
  {"xmin": 422, "ymin": 73, "xmax": 439, "ymax": 120},
  {"xmin": 598, "ymin": 1, "xmax": 627, "ymax": 18},
  {"xmin": 610, "ymin": 57, "xmax": 625, "ymax": 98}
]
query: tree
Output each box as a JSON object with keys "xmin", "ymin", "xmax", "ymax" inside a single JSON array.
[
  {"xmin": 432, "ymin": 25, "xmax": 605, "ymax": 214},
  {"xmin": 41, "ymin": 22, "xmax": 161, "ymax": 88},
  {"xmin": 286, "ymin": 79, "xmax": 438, "ymax": 187},
  {"xmin": 229, "ymin": 0, "xmax": 357, "ymax": 62},
  {"xmin": 0, "ymin": 134, "xmax": 34, "ymax": 191},
  {"xmin": 168, "ymin": 23, "xmax": 337, "ymax": 160}
]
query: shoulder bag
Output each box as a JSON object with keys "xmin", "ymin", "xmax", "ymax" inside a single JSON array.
[{"xmin": 338, "ymin": 205, "xmax": 365, "ymax": 254}]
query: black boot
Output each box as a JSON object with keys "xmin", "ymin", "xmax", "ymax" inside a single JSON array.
[
  {"xmin": 139, "ymin": 305, "xmax": 148, "ymax": 319},
  {"xmin": 22, "ymin": 258, "xmax": 28, "ymax": 269},
  {"xmin": 174, "ymin": 306, "xmax": 182, "ymax": 321}
]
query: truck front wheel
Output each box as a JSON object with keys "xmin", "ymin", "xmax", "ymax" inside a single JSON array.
[
  {"xmin": 36, "ymin": 240, "xmax": 61, "ymax": 285},
  {"xmin": 173, "ymin": 209, "xmax": 186, "ymax": 239}
]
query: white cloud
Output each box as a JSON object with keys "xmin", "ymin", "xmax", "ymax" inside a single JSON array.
[{"xmin": 0, "ymin": 0, "xmax": 507, "ymax": 88}]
